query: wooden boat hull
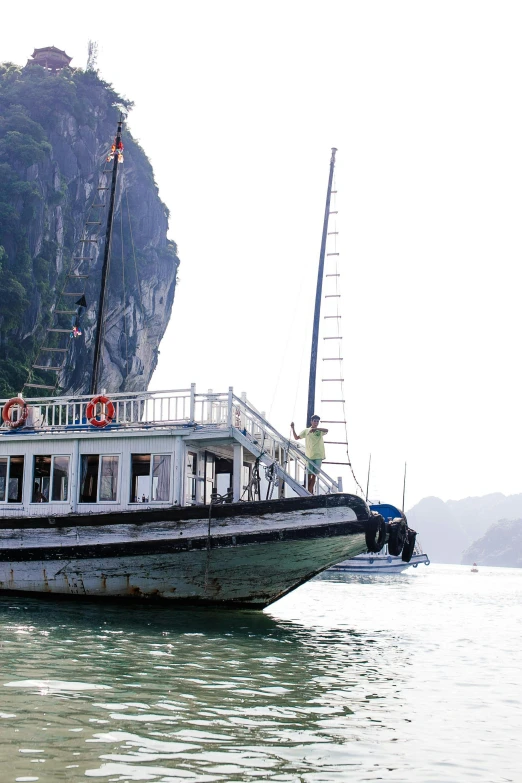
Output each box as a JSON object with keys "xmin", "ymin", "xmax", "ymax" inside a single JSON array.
[{"xmin": 0, "ymin": 494, "xmax": 371, "ymax": 608}]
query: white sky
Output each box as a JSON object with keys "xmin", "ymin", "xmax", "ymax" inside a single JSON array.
[{"xmin": 3, "ymin": 1, "xmax": 522, "ymax": 508}]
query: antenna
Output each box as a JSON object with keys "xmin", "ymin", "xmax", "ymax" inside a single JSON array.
[
  {"xmin": 87, "ymin": 40, "xmax": 99, "ymax": 72},
  {"xmin": 402, "ymin": 462, "xmax": 407, "ymax": 513},
  {"xmin": 365, "ymin": 453, "xmax": 371, "ymax": 502}
]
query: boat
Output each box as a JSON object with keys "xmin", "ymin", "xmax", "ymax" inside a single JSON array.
[
  {"xmin": 329, "ymin": 467, "xmax": 430, "ymax": 574},
  {"xmin": 328, "ymin": 549, "xmax": 429, "ymax": 574},
  {"xmin": 328, "ymin": 503, "xmax": 429, "ymax": 574},
  {"xmin": 0, "ymin": 131, "xmax": 415, "ymax": 608},
  {"xmin": 471, "ymin": 563, "xmax": 479, "ymax": 572}
]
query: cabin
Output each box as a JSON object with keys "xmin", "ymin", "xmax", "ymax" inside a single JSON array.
[{"xmin": 0, "ymin": 386, "xmax": 341, "ymax": 517}]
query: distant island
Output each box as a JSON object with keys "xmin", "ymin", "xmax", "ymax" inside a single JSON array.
[
  {"xmin": 461, "ymin": 519, "xmax": 522, "ymax": 567},
  {"xmin": 406, "ymin": 493, "xmax": 522, "ymax": 566}
]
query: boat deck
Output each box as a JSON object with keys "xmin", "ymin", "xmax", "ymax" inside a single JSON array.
[{"xmin": 0, "ymin": 386, "xmax": 342, "ymax": 518}]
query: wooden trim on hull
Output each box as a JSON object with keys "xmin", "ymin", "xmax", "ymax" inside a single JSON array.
[
  {"xmin": 0, "ymin": 493, "xmax": 369, "ymax": 530},
  {"xmin": 0, "ymin": 516, "xmax": 366, "ymax": 562}
]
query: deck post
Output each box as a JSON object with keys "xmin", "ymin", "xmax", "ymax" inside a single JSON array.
[
  {"xmin": 227, "ymin": 386, "xmax": 233, "ymax": 427},
  {"xmin": 173, "ymin": 436, "xmax": 183, "ymax": 505},
  {"xmin": 71, "ymin": 438, "xmax": 80, "ymax": 513},
  {"xmin": 233, "ymin": 443, "xmax": 243, "ymax": 502},
  {"xmin": 189, "ymin": 383, "xmax": 196, "ymax": 422},
  {"xmin": 207, "ymin": 389, "xmax": 213, "ymax": 424}
]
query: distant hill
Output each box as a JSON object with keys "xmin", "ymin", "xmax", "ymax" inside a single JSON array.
[
  {"xmin": 461, "ymin": 519, "xmax": 522, "ymax": 567},
  {"xmin": 406, "ymin": 493, "xmax": 522, "ymax": 564}
]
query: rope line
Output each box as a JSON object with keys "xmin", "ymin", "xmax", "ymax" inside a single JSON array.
[
  {"xmin": 125, "ymin": 185, "xmax": 145, "ymax": 319},
  {"xmin": 321, "ymin": 171, "xmax": 365, "ymax": 495},
  {"xmin": 204, "ymin": 499, "xmax": 213, "ymax": 588}
]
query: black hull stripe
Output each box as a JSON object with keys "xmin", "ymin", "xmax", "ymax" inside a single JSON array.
[
  {"xmin": 0, "ymin": 493, "xmax": 370, "ymax": 531},
  {"xmin": 0, "ymin": 518, "xmax": 366, "ymax": 562}
]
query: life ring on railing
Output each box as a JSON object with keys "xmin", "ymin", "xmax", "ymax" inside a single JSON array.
[
  {"xmin": 86, "ymin": 395, "xmax": 115, "ymax": 428},
  {"xmin": 2, "ymin": 397, "xmax": 28, "ymax": 429}
]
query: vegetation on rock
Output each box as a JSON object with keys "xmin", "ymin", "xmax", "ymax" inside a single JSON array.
[{"xmin": 0, "ymin": 61, "xmax": 178, "ymax": 397}]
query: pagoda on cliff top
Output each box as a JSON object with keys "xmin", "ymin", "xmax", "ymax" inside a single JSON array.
[{"xmin": 27, "ymin": 46, "xmax": 72, "ymax": 72}]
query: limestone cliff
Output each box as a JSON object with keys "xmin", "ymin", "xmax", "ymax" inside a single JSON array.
[
  {"xmin": 407, "ymin": 492, "xmax": 522, "ymax": 564},
  {"xmin": 0, "ymin": 60, "xmax": 179, "ymax": 397},
  {"xmin": 461, "ymin": 519, "xmax": 522, "ymax": 567}
]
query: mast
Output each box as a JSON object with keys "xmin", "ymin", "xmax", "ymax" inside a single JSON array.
[
  {"xmin": 365, "ymin": 453, "xmax": 371, "ymax": 502},
  {"xmin": 402, "ymin": 461, "xmax": 407, "ymax": 513},
  {"xmin": 90, "ymin": 115, "xmax": 124, "ymax": 395},
  {"xmin": 306, "ymin": 147, "xmax": 337, "ymax": 425}
]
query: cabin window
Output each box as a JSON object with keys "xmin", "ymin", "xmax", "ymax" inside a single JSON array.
[
  {"xmin": 79, "ymin": 455, "xmax": 119, "ymax": 503},
  {"xmin": 0, "ymin": 456, "xmax": 24, "ymax": 503},
  {"xmin": 215, "ymin": 457, "xmax": 233, "ymax": 498},
  {"xmin": 130, "ymin": 454, "xmax": 171, "ymax": 502},
  {"xmin": 32, "ymin": 455, "xmax": 70, "ymax": 503},
  {"xmin": 242, "ymin": 463, "xmax": 251, "ymax": 496}
]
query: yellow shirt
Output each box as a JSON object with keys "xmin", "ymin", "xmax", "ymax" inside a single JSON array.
[{"xmin": 299, "ymin": 427, "xmax": 325, "ymax": 460}]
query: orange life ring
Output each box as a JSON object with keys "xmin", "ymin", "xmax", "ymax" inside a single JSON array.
[
  {"xmin": 86, "ymin": 395, "xmax": 115, "ymax": 428},
  {"xmin": 2, "ymin": 397, "xmax": 29, "ymax": 429}
]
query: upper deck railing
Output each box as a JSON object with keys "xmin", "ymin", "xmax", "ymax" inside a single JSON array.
[{"xmin": 0, "ymin": 385, "xmax": 340, "ymax": 495}]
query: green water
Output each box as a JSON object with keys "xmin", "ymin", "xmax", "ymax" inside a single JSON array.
[{"xmin": 0, "ymin": 564, "xmax": 520, "ymax": 782}]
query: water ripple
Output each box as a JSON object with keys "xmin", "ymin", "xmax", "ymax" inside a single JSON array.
[{"xmin": 0, "ymin": 565, "xmax": 520, "ymax": 781}]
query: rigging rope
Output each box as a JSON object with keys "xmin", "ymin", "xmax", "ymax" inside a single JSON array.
[
  {"xmin": 204, "ymin": 499, "xmax": 213, "ymax": 589},
  {"xmin": 125, "ymin": 185, "xmax": 145, "ymax": 320},
  {"xmin": 322, "ymin": 174, "xmax": 365, "ymax": 496}
]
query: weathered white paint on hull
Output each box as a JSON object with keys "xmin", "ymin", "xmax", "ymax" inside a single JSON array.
[
  {"xmin": 0, "ymin": 494, "xmax": 373, "ymax": 606},
  {"xmin": 0, "ymin": 532, "xmax": 366, "ymax": 607}
]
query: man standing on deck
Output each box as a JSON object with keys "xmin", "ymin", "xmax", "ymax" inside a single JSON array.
[{"xmin": 290, "ymin": 416, "xmax": 328, "ymax": 494}]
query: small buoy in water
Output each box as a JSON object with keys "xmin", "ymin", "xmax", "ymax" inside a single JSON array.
[{"xmin": 471, "ymin": 562, "xmax": 478, "ymax": 573}]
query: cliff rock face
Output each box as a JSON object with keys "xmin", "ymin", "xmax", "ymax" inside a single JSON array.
[
  {"xmin": 0, "ymin": 61, "xmax": 179, "ymax": 397},
  {"xmin": 462, "ymin": 519, "xmax": 522, "ymax": 567},
  {"xmin": 407, "ymin": 492, "xmax": 522, "ymax": 564}
]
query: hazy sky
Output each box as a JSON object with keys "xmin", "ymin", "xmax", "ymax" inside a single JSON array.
[{"xmin": 3, "ymin": 1, "xmax": 522, "ymax": 508}]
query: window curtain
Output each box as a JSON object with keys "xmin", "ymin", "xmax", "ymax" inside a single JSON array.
[
  {"xmin": 79, "ymin": 455, "xmax": 89, "ymax": 500},
  {"xmin": 153, "ymin": 455, "xmax": 171, "ymax": 501},
  {"xmin": 100, "ymin": 456, "xmax": 118, "ymax": 501}
]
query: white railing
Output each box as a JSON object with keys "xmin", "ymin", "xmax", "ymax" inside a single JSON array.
[
  {"xmin": 0, "ymin": 388, "xmax": 194, "ymax": 431},
  {"xmin": 0, "ymin": 384, "xmax": 339, "ymax": 495},
  {"xmin": 230, "ymin": 394, "xmax": 339, "ymax": 496}
]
